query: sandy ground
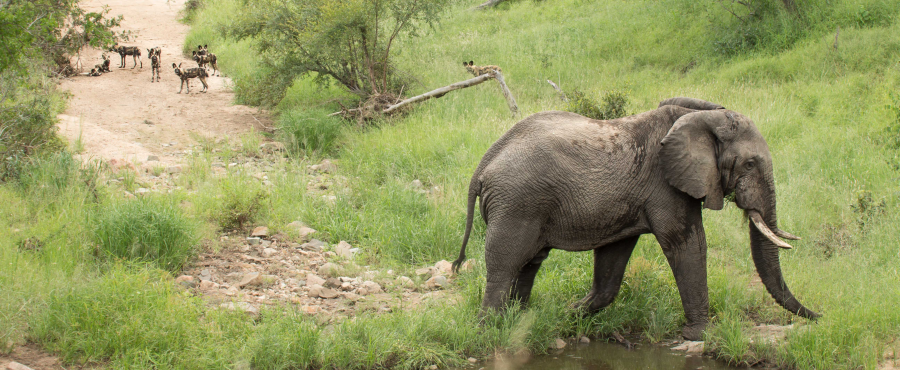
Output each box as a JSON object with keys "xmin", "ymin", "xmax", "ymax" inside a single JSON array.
[{"xmin": 56, "ymin": 0, "xmax": 270, "ymax": 168}]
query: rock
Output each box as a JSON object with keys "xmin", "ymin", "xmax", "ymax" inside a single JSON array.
[
  {"xmin": 262, "ymin": 248, "xmax": 277, "ymax": 258},
  {"xmin": 461, "ymin": 259, "xmax": 476, "ymax": 272},
  {"xmin": 6, "ymin": 361, "xmax": 35, "ymax": 370},
  {"xmin": 307, "ymin": 159, "xmax": 336, "ymax": 174},
  {"xmin": 360, "ymin": 281, "xmax": 382, "ymax": 294},
  {"xmin": 199, "ymin": 280, "xmax": 218, "ymax": 290},
  {"xmin": 175, "ymin": 275, "xmax": 195, "ymax": 288},
  {"xmin": 301, "ymin": 305, "xmax": 320, "ymax": 314},
  {"xmin": 429, "ymin": 365, "xmax": 438, "ymax": 370},
  {"xmin": 424, "ymin": 275, "xmax": 448, "ymax": 290},
  {"xmin": 220, "ymin": 302, "xmax": 259, "ymax": 316},
  {"xmin": 434, "ymin": 260, "xmax": 453, "ymax": 275},
  {"xmin": 396, "ymin": 276, "xmax": 415, "ymax": 288},
  {"xmin": 302, "ymin": 239, "xmax": 326, "ymax": 251},
  {"xmin": 134, "ymin": 188, "xmax": 150, "ymax": 195},
  {"xmin": 247, "ymin": 237, "xmax": 261, "ymax": 246},
  {"xmin": 260, "ymin": 142, "xmax": 285, "ymax": 153},
  {"xmin": 166, "ymin": 165, "xmax": 182, "ymax": 174},
  {"xmin": 335, "ymin": 241, "xmax": 354, "ymax": 259},
  {"xmin": 147, "ymin": 155, "xmax": 159, "ymax": 162},
  {"xmin": 324, "ymin": 277, "xmax": 342, "ymax": 289},
  {"xmin": 579, "ymin": 336, "xmax": 591, "ymax": 344},
  {"xmin": 306, "ymin": 274, "xmax": 326, "ymax": 286},
  {"xmin": 251, "ymin": 226, "xmax": 269, "ymax": 237},
  {"xmin": 238, "ymin": 272, "xmax": 262, "ymax": 288},
  {"xmin": 411, "ymin": 179, "xmax": 424, "ymax": 189},
  {"xmin": 318, "ymin": 262, "xmax": 339, "ymax": 277},
  {"xmin": 287, "ymin": 221, "xmax": 317, "ymax": 239},
  {"xmin": 415, "ymin": 267, "xmax": 435, "ymax": 278},
  {"xmin": 308, "ymin": 284, "xmax": 339, "ymax": 299},
  {"xmin": 672, "ymin": 341, "xmax": 704, "ymax": 353},
  {"xmin": 468, "ymin": 357, "xmax": 478, "ymax": 364},
  {"xmin": 552, "ymin": 338, "xmax": 567, "ymax": 350},
  {"xmin": 200, "ymin": 268, "xmax": 212, "ymax": 281},
  {"xmin": 123, "ymin": 191, "xmax": 135, "ymax": 199}
]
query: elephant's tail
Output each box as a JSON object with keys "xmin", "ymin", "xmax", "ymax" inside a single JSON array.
[{"xmin": 452, "ymin": 177, "xmax": 481, "ymax": 273}]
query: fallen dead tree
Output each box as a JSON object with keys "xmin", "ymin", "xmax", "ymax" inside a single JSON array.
[{"xmin": 330, "ymin": 70, "xmax": 518, "ymax": 121}]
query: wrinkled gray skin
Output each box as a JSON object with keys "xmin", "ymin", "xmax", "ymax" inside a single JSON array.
[{"xmin": 452, "ymin": 97, "xmax": 819, "ymax": 340}]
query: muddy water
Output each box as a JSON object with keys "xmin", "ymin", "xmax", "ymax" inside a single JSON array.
[{"xmin": 474, "ymin": 341, "xmax": 741, "ymax": 370}]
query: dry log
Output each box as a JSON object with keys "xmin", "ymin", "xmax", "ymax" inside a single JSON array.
[
  {"xmin": 473, "ymin": 0, "xmax": 508, "ymax": 10},
  {"xmin": 547, "ymin": 79, "xmax": 567, "ymax": 101}
]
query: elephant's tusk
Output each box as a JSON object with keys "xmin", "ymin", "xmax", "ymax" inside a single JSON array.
[
  {"xmin": 774, "ymin": 228, "xmax": 801, "ymax": 240},
  {"xmin": 749, "ymin": 211, "xmax": 793, "ymax": 249}
]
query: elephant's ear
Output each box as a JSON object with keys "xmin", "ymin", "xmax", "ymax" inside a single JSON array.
[
  {"xmin": 660, "ymin": 111, "xmax": 726, "ymax": 210},
  {"xmin": 658, "ymin": 97, "xmax": 725, "ymax": 111}
]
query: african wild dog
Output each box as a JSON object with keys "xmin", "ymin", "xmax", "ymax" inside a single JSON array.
[
  {"xmin": 463, "ymin": 61, "xmax": 501, "ymax": 77},
  {"xmin": 148, "ymin": 49, "xmax": 161, "ymax": 82},
  {"xmin": 192, "ymin": 49, "xmax": 219, "ymax": 77},
  {"xmin": 89, "ymin": 68, "xmax": 102, "ymax": 77},
  {"xmin": 110, "ymin": 42, "xmax": 142, "ymax": 69},
  {"xmin": 172, "ymin": 63, "xmax": 209, "ymax": 93},
  {"xmin": 94, "ymin": 54, "xmax": 111, "ymax": 73}
]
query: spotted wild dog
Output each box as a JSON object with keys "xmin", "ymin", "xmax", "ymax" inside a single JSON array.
[
  {"xmin": 172, "ymin": 63, "xmax": 208, "ymax": 93},
  {"xmin": 148, "ymin": 49, "xmax": 160, "ymax": 82},
  {"xmin": 148, "ymin": 46, "xmax": 161, "ymax": 63},
  {"xmin": 192, "ymin": 50, "xmax": 219, "ymax": 77},
  {"xmin": 89, "ymin": 68, "xmax": 102, "ymax": 77},
  {"xmin": 94, "ymin": 54, "xmax": 111, "ymax": 73},
  {"xmin": 110, "ymin": 42, "xmax": 142, "ymax": 69},
  {"xmin": 463, "ymin": 61, "xmax": 501, "ymax": 77}
]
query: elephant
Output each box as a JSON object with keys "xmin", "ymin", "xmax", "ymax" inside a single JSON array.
[{"xmin": 451, "ymin": 97, "xmax": 819, "ymax": 340}]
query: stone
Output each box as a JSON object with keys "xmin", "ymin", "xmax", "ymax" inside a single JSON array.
[
  {"xmin": 424, "ymin": 275, "xmax": 448, "ymax": 290},
  {"xmin": 360, "ymin": 281, "xmax": 382, "ymax": 294},
  {"xmin": 200, "ymin": 268, "xmax": 212, "ymax": 281},
  {"xmin": 175, "ymin": 275, "xmax": 195, "ymax": 288},
  {"xmin": 396, "ymin": 276, "xmax": 415, "ymax": 288},
  {"xmin": 220, "ymin": 302, "xmax": 259, "ymax": 316},
  {"xmin": 335, "ymin": 241, "xmax": 354, "ymax": 259},
  {"xmin": 318, "ymin": 262, "xmax": 339, "ymax": 277},
  {"xmin": 247, "ymin": 237, "xmax": 261, "ymax": 246},
  {"xmin": 411, "ymin": 179, "xmax": 424, "ymax": 189},
  {"xmin": 579, "ymin": 336, "xmax": 591, "ymax": 344},
  {"xmin": 262, "ymin": 248, "xmax": 277, "ymax": 258},
  {"xmin": 468, "ymin": 357, "xmax": 478, "ymax": 364},
  {"xmin": 166, "ymin": 165, "xmax": 182, "ymax": 174},
  {"xmin": 672, "ymin": 341, "xmax": 704, "ymax": 353},
  {"xmin": 135, "ymin": 187, "xmax": 150, "ymax": 195},
  {"xmin": 324, "ymin": 277, "xmax": 342, "ymax": 289},
  {"xmin": 306, "ymin": 274, "xmax": 326, "ymax": 286},
  {"xmin": 147, "ymin": 155, "xmax": 159, "ymax": 162},
  {"xmin": 260, "ymin": 142, "xmax": 286, "ymax": 153},
  {"xmin": 302, "ymin": 239, "xmax": 326, "ymax": 251},
  {"xmin": 199, "ymin": 280, "xmax": 218, "ymax": 290},
  {"xmin": 251, "ymin": 226, "xmax": 269, "ymax": 237},
  {"xmin": 6, "ymin": 361, "xmax": 35, "ymax": 370},
  {"xmin": 415, "ymin": 267, "xmax": 435, "ymax": 278},
  {"xmin": 238, "ymin": 272, "xmax": 262, "ymax": 288},
  {"xmin": 301, "ymin": 305, "xmax": 320, "ymax": 314},
  {"xmin": 552, "ymin": 338, "xmax": 567, "ymax": 350},
  {"xmin": 429, "ymin": 365, "xmax": 437, "ymax": 370},
  {"xmin": 308, "ymin": 284, "xmax": 339, "ymax": 299},
  {"xmin": 434, "ymin": 260, "xmax": 453, "ymax": 275},
  {"xmin": 461, "ymin": 259, "xmax": 476, "ymax": 272},
  {"xmin": 123, "ymin": 191, "xmax": 135, "ymax": 199}
]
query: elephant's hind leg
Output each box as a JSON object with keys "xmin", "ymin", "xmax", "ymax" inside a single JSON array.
[
  {"xmin": 574, "ymin": 236, "xmax": 640, "ymax": 313},
  {"xmin": 481, "ymin": 219, "xmax": 545, "ymax": 314},
  {"xmin": 511, "ymin": 247, "xmax": 552, "ymax": 306}
]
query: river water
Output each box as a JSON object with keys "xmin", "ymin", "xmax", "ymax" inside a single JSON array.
[{"xmin": 473, "ymin": 340, "xmax": 741, "ymax": 370}]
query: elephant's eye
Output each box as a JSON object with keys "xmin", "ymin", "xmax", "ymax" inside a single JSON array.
[{"xmin": 744, "ymin": 161, "xmax": 755, "ymax": 170}]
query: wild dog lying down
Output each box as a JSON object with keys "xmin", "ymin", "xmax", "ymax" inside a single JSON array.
[
  {"xmin": 463, "ymin": 61, "xmax": 502, "ymax": 77},
  {"xmin": 89, "ymin": 68, "xmax": 102, "ymax": 77},
  {"xmin": 172, "ymin": 63, "xmax": 208, "ymax": 93},
  {"xmin": 192, "ymin": 49, "xmax": 219, "ymax": 76},
  {"xmin": 94, "ymin": 54, "xmax": 111, "ymax": 73},
  {"xmin": 110, "ymin": 43, "xmax": 142, "ymax": 69},
  {"xmin": 148, "ymin": 48, "xmax": 161, "ymax": 82}
]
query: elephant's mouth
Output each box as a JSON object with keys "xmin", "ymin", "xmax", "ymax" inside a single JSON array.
[{"xmin": 747, "ymin": 210, "xmax": 801, "ymax": 249}]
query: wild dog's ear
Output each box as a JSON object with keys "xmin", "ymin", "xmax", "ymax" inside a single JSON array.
[
  {"xmin": 659, "ymin": 110, "xmax": 736, "ymax": 210},
  {"xmin": 462, "ymin": 61, "xmax": 467, "ymax": 67},
  {"xmin": 172, "ymin": 63, "xmax": 176, "ymax": 68},
  {"xmin": 204, "ymin": 44, "xmax": 208, "ymax": 49},
  {"xmin": 468, "ymin": 61, "xmax": 474, "ymax": 66}
]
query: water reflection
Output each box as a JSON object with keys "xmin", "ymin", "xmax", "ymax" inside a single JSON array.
[{"xmin": 474, "ymin": 341, "xmax": 739, "ymax": 370}]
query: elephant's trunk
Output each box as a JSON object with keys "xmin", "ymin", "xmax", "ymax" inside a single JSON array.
[{"xmin": 748, "ymin": 211, "xmax": 820, "ymax": 319}]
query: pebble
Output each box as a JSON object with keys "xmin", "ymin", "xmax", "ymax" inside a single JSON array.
[
  {"xmin": 306, "ymin": 274, "xmax": 326, "ymax": 286},
  {"xmin": 262, "ymin": 248, "xmax": 278, "ymax": 258},
  {"xmin": 175, "ymin": 275, "xmax": 195, "ymax": 288},
  {"xmin": 334, "ymin": 241, "xmax": 354, "ymax": 259},
  {"xmin": 318, "ymin": 262, "xmax": 339, "ymax": 277},
  {"xmin": 247, "ymin": 237, "xmax": 261, "ymax": 246},
  {"xmin": 251, "ymin": 226, "xmax": 269, "ymax": 237},
  {"xmin": 238, "ymin": 272, "xmax": 262, "ymax": 288},
  {"xmin": 468, "ymin": 357, "xmax": 478, "ymax": 363},
  {"xmin": 579, "ymin": 336, "xmax": 591, "ymax": 344},
  {"xmin": 553, "ymin": 338, "xmax": 567, "ymax": 350},
  {"xmin": 425, "ymin": 275, "xmax": 448, "ymax": 290}
]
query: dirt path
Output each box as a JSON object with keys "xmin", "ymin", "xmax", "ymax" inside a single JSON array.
[{"xmin": 56, "ymin": 0, "xmax": 270, "ymax": 168}]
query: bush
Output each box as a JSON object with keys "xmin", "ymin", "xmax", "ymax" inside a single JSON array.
[
  {"xmin": 203, "ymin": 173, "xmax": 268, "ymax": 231},
  {"xmin": 565, "ymin": 89, "xmax": 629, "ymax": 120},
  {"xmin": 94, "ymin": 197, "xmax": 198, "ymax": 272},
  {"xmin": 278, "ymin": 108, "xmax": 344, "ymax": 155}
]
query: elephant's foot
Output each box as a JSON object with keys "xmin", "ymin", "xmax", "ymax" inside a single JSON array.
[
  {"xmin": 572, "ymin": 289, "xmax": 615, "ymax": 313},
  {"xmin": 681, "ymin": 321, "xmax": 708, "ymax": 341}
]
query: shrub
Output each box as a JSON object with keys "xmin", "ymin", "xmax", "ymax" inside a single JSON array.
[
  {"xmin": 565, "ymin": 89, "xmax": 629, "ymax": 120},
  {"xmin": 203, "ymin": 173, "xmax": 268, "ymax": 231},
  {"xmin": 278, "ymin": 108, "xmax": 344, "ymax": 155},
  {"xmin": 94, "ymin": 197, "xmax": 198, "ymax": 272}
]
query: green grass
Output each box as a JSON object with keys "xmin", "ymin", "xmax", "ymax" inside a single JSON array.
[{"xmin": 4, "ymin": 0, "xmax": 900, "ymax": 368}]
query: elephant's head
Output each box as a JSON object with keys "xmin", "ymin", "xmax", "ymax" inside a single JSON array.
[{"xmin": 658, "ymin": 105, "xmax": 820, "ymax": 320}]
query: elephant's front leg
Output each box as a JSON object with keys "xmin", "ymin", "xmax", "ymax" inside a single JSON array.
[
  {"xmin": 574, "ymin": 235, "xmax": 639, "ymax": 312},
  {"xmin": 658, "ymin": 225, "xmax": 709, "ymax": 341}
]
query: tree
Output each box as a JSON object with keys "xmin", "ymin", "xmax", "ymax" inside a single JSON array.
[{"xmin": 230, "ymin": 0, "xmax": 453, "ymax": 101}]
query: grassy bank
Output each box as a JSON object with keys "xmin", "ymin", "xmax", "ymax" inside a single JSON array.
[{"xmin": 3, "ymin": 0, "xmax": 899, "ymax": 368}]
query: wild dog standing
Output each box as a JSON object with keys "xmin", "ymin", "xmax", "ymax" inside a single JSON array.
[
  {"xmin": 172, "ymin": 63, "xmax": 208, "ymax": 93},
  {"xmin": 463, "ymin": 61, "xmax": 501, "ymax": 77},
  {"xmin": 94, "ymin": 54, "xmax": 111, "ymax": 73},
  {"xmin": 148, "ymin": 48, "xmax": 161, "ymax": 82},
  {"xmin": 110, "ymin": 42, "xmax": 142, "ymax": 69},
  {"xmin": 192, "ymin": 49, "xmax": 219, "ymax": 77}
]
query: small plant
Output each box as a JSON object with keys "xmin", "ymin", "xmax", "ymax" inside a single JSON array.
[
  {"xmin": 883, "ymin": 92, "xmax": 900, "ymax": 150},
  {"xmin": 93, "ymin": 197, "xmax": 198, "ymax": 272},
  {"xmin": 278, "ymin": 108, "xmax": 344, "ymax": 155},
  {"xmin": 564, "ymin": 89, "xmax": 629, "ymax": 120},
  {"xmin": 852, "ymin": 189, "xmax": 885, "ymax": 232},
  {"xmin": 204, "ymin": 173, "xmax": 268, "ymax": 231},
  {"xmin": 240, "ymin": 129, "xmax": 262, "ymax": 158}
]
